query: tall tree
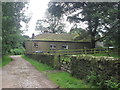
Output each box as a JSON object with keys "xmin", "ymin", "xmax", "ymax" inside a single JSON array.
[
  {"xmin": 48, "ymin": 2, "xmax": 119, "ymax": 48},
  {"xmin": 2, "ymin": 2, "xmax": 28, "ymax": 54},
  {"xmin": 35, "ymin": 10, "xmax": 65, "ymax": 33}
]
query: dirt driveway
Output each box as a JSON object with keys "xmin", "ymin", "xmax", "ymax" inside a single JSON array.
[{"xmin": 1, "ymin": 55, "xmax": 57, "ymax": 88}]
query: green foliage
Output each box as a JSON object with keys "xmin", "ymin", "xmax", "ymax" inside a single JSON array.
[
  {"xmin": 85, "ymin": 71, "xmax": 120, "ymax": 88},
  {"xmin": 23, "ymin": 55, "xmax": 95, "ymax": 88},
  {"xmin": 85, "ymin": 71, "xmax": 101, "ymax": 86},
  {"xmin": 48, "ymin": 2, "xmax": 63, "ymax": 17},
  {"xmin": 2, "ymin": 2, "xmax": 29, "ymax": 55},
  {"xmin": 48, "ymin": 2, "xmax": 119, "ymax": 48},
  {"xmin": 53, "ymin": 54, "xmax": 60, "ymax": 69},
  {"xmin": 0, "ymin": 36, "xmax": 2, "ymax": 55},
  {"xmin": 10, "ymin": 48, "xmax": 25, "ymax": 55},
  {"xmin": 47, "ymin": 71, "xmax": 93, "ymax": 88},
  {"xmin": 35, "ymin": 10, "xmax": 65, "ymax": 33},
  {"xmin": 22, "ymin": 55, "xmax": 54, "ymax": 71},
  {"xmin": 61, "ymin": 55, "xmax": 71, "ymax": 62},
  {"xmin": 91, "ymin": 53, "xmax": 120, "ymax": 58},
  {"xmin": 70, "ymin": 27, "xmax": 90, "ymax": 41},
  {"xmin": 100, "ymin": 78, "xmax": 120, "ymax": 88},
  {"xmin": 26, "ymin": 54, "xmax": 55, "ymax": 67},
  {"xmin": 24, "ymin": 53, "xmax": 120, "ymax": 88},
  {"xmin": 0, "ymin": 56, "xmax": 12, "ymax": 67},
  {"xmin": 0, "ymin": 58, "xmax": 2, "ymax": 67},
  {"xmin": 71, "ymin": 55, "xmax": 120, "ymax": 88}
]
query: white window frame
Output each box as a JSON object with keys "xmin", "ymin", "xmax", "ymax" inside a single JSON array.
[
  {"xmin": 33, "ymin": 42, "xmax": 38, "ymax": 47},
  {"xmin": 50, "ymin": 44, "xmax": 56, "ymax": 49},
  {"xmin": 62, "ymin": 45, "xmax": 68, "ymax": 49}
]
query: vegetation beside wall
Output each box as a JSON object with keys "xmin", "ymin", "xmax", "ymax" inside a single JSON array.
[
  {"xmin": 25, "ymin": 54, "xmax": 60, "ymax": 68},
  {"xmin": 0, "ymin": 58, "xmax": 2, "ymax": 67},
  {"xmin": 2, "ymin": 2, "xmax": 28, "ymax": 55},
  {"xmin": 91, "ymin": 52, "xmax": 120, "ymax": 58},
  {"xmin": 71, "ymin": 55, "xmax": 120, "ymax": 88},
  {"xmin": 10, "ymin": 48, "xmax": 25, "ymax": 55},
  {"xmin": 22, "ymin": 55, "xmax": 54, "ymax": 71},
  {"xmin": 25, "ymin": 53, "xmax": 120, "ymax": 88},
  {"xmin": 23, "ymin": 55, "xmax": 95, "ymax": 88},
  {"xmin": 0, "ymin": 56, "xmax": 12, "ymax": 67},
  {"xmin": 47, "ymin": 71, "xmax": 93, "ymax": 88},
  {"xmin": 25, "ymin": 54, "xmax": 54, "ymax": 67}
]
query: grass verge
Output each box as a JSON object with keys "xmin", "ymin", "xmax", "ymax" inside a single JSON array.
[
  {"xmin": 22, "ymin": 55, "xmax": 54, "ymax": 72},
  {"xmin": 47, "ymin": 71, "xmax": 95, "ymax": 88},
  {"xmin": 0, "ymin": 56, "xmax": 12, "ymax": 67},
  {"xmin": 92, "ymin": 52, "xmax": 120, "ymax": 58},
  {"xmin": 22, "ymin": 55, "xmax": 96, "ymax": 88},
  {"xmin": 0, "ymin": 58, "xmax": 2, "ymax": 67}
]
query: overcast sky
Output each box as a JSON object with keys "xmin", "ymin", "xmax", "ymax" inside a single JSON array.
[
  {"xmin": 20, "ymin": 0, "xmax": 87, "ymax": 37},
  {"xmin": 20, "ymin": 0, "xmax": 51, "ymax": 37}
]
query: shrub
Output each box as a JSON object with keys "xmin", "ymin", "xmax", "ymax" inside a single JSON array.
[
  {"xmin": 97, "ymin": 77, "xmax": 120, "ymax": 88},
  {"xmin": 61, "ymin": 55, "xmax": 71, "ymax": 62},
  {"xmin": 85, "ymin": 71, "xmax": 101, "ymax": 86},
  {"xmin": 10, "ymin": 48, "xmax": 25, "ymax": 55}
]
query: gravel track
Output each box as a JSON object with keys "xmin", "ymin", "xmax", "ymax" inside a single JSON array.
[{"xmin": 1, "ymin": 55, "xmax": 57, "ymax": 88}]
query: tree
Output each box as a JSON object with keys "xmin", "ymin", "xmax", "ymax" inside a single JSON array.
[
  {"xmin": 48, "ymin": 2, "xmax": 119, "ymax": 48},
  {"xmin": 2, "ymin": 2, "xmax": 28, "ymax": 54},
  {"xmin": 35, "ymin": 10, "xmax": 65, "ymax": 33},
  {"xmin": 70, "ymin": 27, "xmax": 90, "ymax": 41}
]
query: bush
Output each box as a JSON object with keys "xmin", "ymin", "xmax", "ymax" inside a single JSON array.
[
  {"xmin": 85, "ymin": 71, "xmax": 101, "ymax": 86},
  {"xmin": 97, "ymin": 77, "xmax": 120, "ymax": 88},
  {"xmin": 85, "ymin": 71, "xmax": 120, "ymax": 88},
  {"xmin": 61, "ymin": 55, "xmax": 71, "ymax": 62},
  {"xmin": 10, "ymin": 48, "xmax": 25, "ymax": 55}
]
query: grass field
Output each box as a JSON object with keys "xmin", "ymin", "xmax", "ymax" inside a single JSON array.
[{"xmin": 0, "ymin": 56, "xmax": 12, "ymax": 67}]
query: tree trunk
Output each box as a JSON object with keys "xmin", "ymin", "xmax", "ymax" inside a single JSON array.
[
  {"xmin": 91, "ymin": 34, "xmax": 96, "ymax": 48},
  {"xmin": 118, "ymin": 2, "xmax": 120, "ymax": 56},
  {"xmin": 87, "ymin": 18, "xmax": 96, "ymax": 48}
]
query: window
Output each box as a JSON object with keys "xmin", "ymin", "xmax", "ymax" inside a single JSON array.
[
  {"xmin": 34, "ymin": 43, "xmax": 38, "ymax": 47},
  {"xmin": 50, "ymin": 44, "xmax": 56, "ymax": 49},
  {"xmin": 62, "ymin": 45, "xmax": 68, "ymax": 49}
]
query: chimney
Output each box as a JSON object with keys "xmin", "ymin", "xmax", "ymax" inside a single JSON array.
[
  {"xmin": 32, "ymin": 33, "xmax": 34, "ymax": 39},
  {"xmin": 44, "ymin": 30, "xmax": 49, "ymax": 33}
]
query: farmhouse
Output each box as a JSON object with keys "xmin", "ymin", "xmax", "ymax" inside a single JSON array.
[{"xmin": 25, "ymin": 33, "xmax": 91, "ymax": 53}]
